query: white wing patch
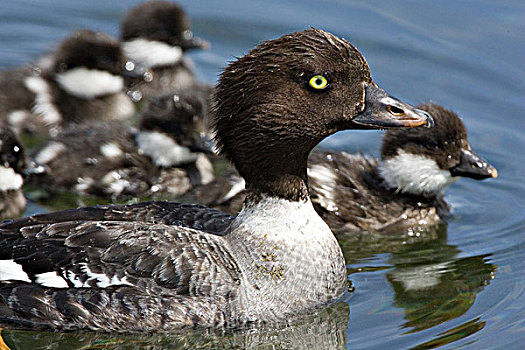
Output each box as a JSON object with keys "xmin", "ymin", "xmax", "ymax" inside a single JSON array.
[
  {"xmin": 55, "ymin": 67, "xmax": 124, "ymax": 99},
  {"xmin": 0, "ymin": 260, "xmax": 31, "ymax": 282},
  {"xmin": 0, "ymin": 166, "xmax": 23, "ymax": 191},
  {"xmin": 77, "ymin": 263, "xmax": 133, "ymax": 288},
  {"xmin": 35, "ymin": 271, "xmax": 69, "ymax": 288},
  {"xmin": 123, "ymin": 38, "xmax": 183, "ymax": 69},
  {"xmin": 136, "ymin": 130, "xmax": 198, "ymax": 167},
  {"xmin": 379, "ymin": 150, "xmax": 458, "ymax": 197}
]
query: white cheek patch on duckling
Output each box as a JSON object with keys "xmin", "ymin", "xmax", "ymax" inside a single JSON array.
[
  {"xmin": 100, "ymin": 142, "xmax": 124, "ymax": 160},
  {"xmin": 0, "ymin": 166, "xmax": 23, "ymax": 191},
  {"xmin": 379, "ymin": 150, "xmax": 459, "ymax": 197},
  {"xmin": 123, "ymin": 39, "xmax": 183, "ymax": 69},
  {"xmin": 55, "ymin": 67, "xmax": 124, "ymax": 99},
  {"xmin": 34, "ymin": 141, "xmax": 66, "ymax": 165},
  {"xmin": 307, "ymin": 163, "xmax": 339, "ymax": 211},
  {"xmin": 24, "ymin": 76, "xmax": 62, "ymax": 124},
  {"xmin": 136, "ymin": 130, "xmax": 198, "ymax": 167}
]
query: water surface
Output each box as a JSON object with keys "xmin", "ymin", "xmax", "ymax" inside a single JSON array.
[{"xmin": 0, "ymin": 0, "xmax": 524, "ymax": 348}]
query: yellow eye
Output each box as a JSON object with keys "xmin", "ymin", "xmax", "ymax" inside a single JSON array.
[{"xmin": 309, "ymin": 75, "xmax": 328, "ymax": 90}]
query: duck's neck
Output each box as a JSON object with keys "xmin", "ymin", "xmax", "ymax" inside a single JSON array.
[
  {"xmin": 244, "ymin": 174, "xmax": 308, "ymax": 204},
  {"xmin": 237, "ymin": 143, "xmax": 313, "ymax": 202}
]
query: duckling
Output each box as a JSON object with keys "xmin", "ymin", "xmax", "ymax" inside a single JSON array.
[
  {"xmin": 121, "ymin": 0, "xmax": 209, "ymax": 102},
  {"xmin": 0, "ymin": 30, "xmax": 135, "ymax": 138},
  {"xmin": 29, "ymin": 90, "xmax": 214, "ymax": 198},
  {"xmin": 308, "ymin": 103, "xmax": 497, "ymax": 233}
]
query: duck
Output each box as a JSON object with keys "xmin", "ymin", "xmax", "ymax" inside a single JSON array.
[
  {"xmin": 29, "ymin": 89, "xmax": 215, "ymax": 198},
  {"xmin": 0, "ymin": 127, "xmax": 26, "ymax": 219},
  {"xmin": 0, "ymin": 30, "xmax": 135, "ymax": 138},
  {"xmin": 308, "ymin": 103, "xmax": 497, "ymax": 233},
  {"xmin": 121, "ymin": 0, "xmax": 210, "ymax": 102},
  {"xmin": 187, "ymin": 104, "xmax": 497, "ymax": 233},
  {"xmin": 0, "ymin": 29, "xmax": 432, "ymax": 332}
]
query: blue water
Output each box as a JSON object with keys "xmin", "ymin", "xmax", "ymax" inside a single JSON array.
[{"xmin": 1, "ymin": 0, "xmax": 524, "ymax": 348}]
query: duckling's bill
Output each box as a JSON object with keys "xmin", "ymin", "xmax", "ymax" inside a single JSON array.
[
  {"xmin": 351, "ymin": 83, "xmax": 434, "ymax": 129},
  {"xmin": 450, "ymin": 148, "xmax": 498, "ymax": 179}
]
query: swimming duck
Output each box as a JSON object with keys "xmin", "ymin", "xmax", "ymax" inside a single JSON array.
[
  {"xmin": 29, "ymin": 90, "xmax": 214, "ymax": 198},
  {"xmin": 308, "ymin": 103, "xmax": 497, "ymax": 233},
  {"xmin": 0, "ymin": 30, "xmax": 135, "ymax": 137},
  {"xmin": 188, "ymin": 104, "xmax": 496, "ymax": 233},
  {"xmin": 0, "ymin": 127, "xmax": 26, "ymax": 219},
  {"xmin": 121, "ymin": 0, "xmax": 209, "ymax": 102},
  {"xmin": 0, "ymin": 29, "xmax": 432, "ymax": 332}
]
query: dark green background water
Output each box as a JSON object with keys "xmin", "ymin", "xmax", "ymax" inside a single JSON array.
[{"xmin": 0, "ymin": 0, "xmax": 524, "ymax": 348}]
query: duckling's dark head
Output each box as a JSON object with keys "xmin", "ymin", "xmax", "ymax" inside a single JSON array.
[
  {"xmin": 214, "ymin": 29, "xmax": 432, "ymax": 198},
  {"xmin": 380, "ymin": 104, "xmax": 497, "ymax": 196},
  {"xmin": 52, "ymin": 30, "xmax": 125, "ymax": 77},
  {"xmin": 121, "ymin": 0, "xmax": 207, "ymax": 50}
]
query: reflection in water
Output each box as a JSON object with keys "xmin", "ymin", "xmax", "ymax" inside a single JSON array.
[
  {"xmin": 2, "ymin": 302, "xmax": 350, "ymax": 349},
  {"xmin": 388, "ymin": 246, "xmax": 494, "ymax": 332},
  {"xmin": 340, "ymin": 223, "xmax": 495, "ymax": 345}
]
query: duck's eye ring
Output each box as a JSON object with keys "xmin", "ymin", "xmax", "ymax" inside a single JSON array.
[{"xmin": 309, "ymin": 75, "xmax": 328, "ymax": 90}]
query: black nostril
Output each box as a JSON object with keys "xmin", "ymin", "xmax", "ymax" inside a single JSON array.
[{"xmin": 387, "ymin": 105, "xmax": 405, "ymax": 116}]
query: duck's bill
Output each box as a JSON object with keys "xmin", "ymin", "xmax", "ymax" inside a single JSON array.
[
  {"xmin": 351, "ymin": 83, "xmax": 434, "ymax": 129},
  {"xmin": 450, "ymin": 149, "xmax": 498, "ymax": 180},
  {"xmin": 181, "ymin": 32, "xmax": 210, "ymax": 50}
]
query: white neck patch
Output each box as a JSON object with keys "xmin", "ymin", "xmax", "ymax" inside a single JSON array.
[
  {"xmin": 24, "ymin": 76, "xmax": 62, "ymax": 124},
  {"xmin": 379, "ymin": 150, "xmax": 458, "ymax": 197},
  {"xmin": 55, "ymin": 67, "xmax": 124, "ymax": 99},
  {"xmin": 136, "ymin": 130, "xmax": 198, "ymax": 167},
  {"xmin": 0, "ymin": 166, "xmax": 23, "ymax": 191},
  {"xmin": 234, "ymin": 195, "xmax": 334, "ymax": 244},
  {"xmin": 123, "ymin": 38, "xmax": 183, "ymax": 69}
]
